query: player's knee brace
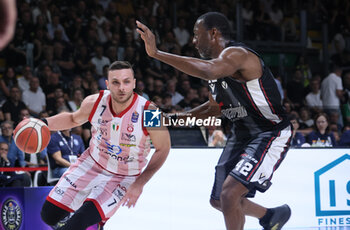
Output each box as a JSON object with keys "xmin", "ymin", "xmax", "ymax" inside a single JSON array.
[{"xmin": 41, "ymin": 200, "xmax": 70, "ymax": 226}]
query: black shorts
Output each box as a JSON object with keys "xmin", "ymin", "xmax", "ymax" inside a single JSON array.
[{"xmin": 211, "ymin": 125, "xmax": 292, "ymax": 200}]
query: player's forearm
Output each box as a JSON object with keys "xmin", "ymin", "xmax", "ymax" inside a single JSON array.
[
  {"xmin": 154, "ymin": 50, "xmax": 215, "ymax": 80},
  {"xmin": 55, "ymin": 158, "xmax": 70, "ymax": 167},
  {"xmin": 134, "ymin": 148, "xmax": 169, "ymax": 187},
  {"xmin": 46, "ymin": 112, "xmax": 81, "ymax": 131},
  {"xmin": 179, "ymin": 100, "xmax": 220, "ymax": 120},
  {"xmin": 187, "ymin": 100, "xmax": 215, "ymax": 119}
]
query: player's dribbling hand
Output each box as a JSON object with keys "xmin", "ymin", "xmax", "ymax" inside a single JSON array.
[
  {"xmin": 136, "ymin": 20, "xmax": 157, "ymax": 57},
  {"xmin": 121, "ymin": 182, "xmax": 143, "ymax": 208}
]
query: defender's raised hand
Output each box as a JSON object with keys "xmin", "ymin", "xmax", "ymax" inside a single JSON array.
[{"xmin": 136, "ymin": 20, "xmax": 158, "ymax": 57}]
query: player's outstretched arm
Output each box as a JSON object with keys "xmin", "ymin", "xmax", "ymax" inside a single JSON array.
[
  {"xmin": 186, "ymin": 94, "xmax": 221, "ymax": 119},
  {"xmin": 0, "ymin": 0, "xmax": 17, "ymax": 50},
  {"xmin": 46, "ymin": 94, "xmax": 99, "ymax": 131},
  {"xmin": 136, "ymin": 20, "xmax": 245, "ymax": 81},
  {"xmin": 122, "ymin": 106, "xmax": 171, "ymax": 208}
]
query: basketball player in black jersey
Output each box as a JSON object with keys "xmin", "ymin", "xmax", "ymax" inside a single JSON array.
[{"xmin": 137, "ymin": 12, "xmax": 292, "ymax": 230}]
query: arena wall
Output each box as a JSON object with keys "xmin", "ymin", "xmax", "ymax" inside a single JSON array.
[{"xmin": 106, "ymin": 148, "xmax": 350, "ymax": 230}]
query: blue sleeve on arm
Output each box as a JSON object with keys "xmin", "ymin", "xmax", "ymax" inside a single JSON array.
[
  {"xmin": 17, "ymin": 149, "xmax": 26, "ymax": 167},
  {"xmin": 339, "ymin": 131, "xmax": 350, "ymax": 147},
  {"xmin": 47, "ymin": 133, "xmax": 61, "ymax": 155},
  {"xmin": 40, "ymin": 148, "xmax": 47, "ymax": 160},
  {"xmin": 330, "ymin": 133, "xmax": 337, "ymax": 147},
  {"xmin": 306, "ymin": 132, "xmax": 315, "ymax": 144}
]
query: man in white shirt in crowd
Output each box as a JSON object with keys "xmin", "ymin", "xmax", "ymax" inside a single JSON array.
[
  {"xmin": 22, "ymin": 76, "xmax": 46, "ymax": 117},
  {"xmin": 173, "ymin": 17, "xmax": 190, "ymax": 47},
  {"xmin": 306, "ymin": 77, "xmax": 323, "ymax": 111},
  {"xmin": 17, "ymin": 65, "xmax": 44, "ymax": 93},
  {"xmin": 91, "ymin": 45, "xmax": 110, "ymax": 76},
  {"xmin": 321, "ymin": 65, "xmax": 343, "ymax": 125},
  {"xmin": 166, "ymin": 80, "xmax": 184, "ymax": 106}
]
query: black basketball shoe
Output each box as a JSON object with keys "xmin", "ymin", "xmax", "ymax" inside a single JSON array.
[{"xmin": 260, "ymin": 204, "xmax": 291, "ymax": 230}]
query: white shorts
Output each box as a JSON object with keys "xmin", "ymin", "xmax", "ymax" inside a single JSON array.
[{"xmin": 47, "ymin": 152, "xmax": 137, "ymax": 222}]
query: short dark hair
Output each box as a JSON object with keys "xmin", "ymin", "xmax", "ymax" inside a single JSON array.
[
  {"xmin": 1, "ymin": 120, "xmax": 14, "ymax": 129},
  {"xmin": 330, "ymin": 63, "xmax": 342, "ymax": 72},
  {"xmin": 108, "ymin": 61, "xmax": 133, "ymax": 72},
  {"xmin": 288, "ymin": 113, "xmax": 298, "ymax": 121},
  {"xmin": 197, "ymin": 12, "xmax": 232, "ymax": 40}
]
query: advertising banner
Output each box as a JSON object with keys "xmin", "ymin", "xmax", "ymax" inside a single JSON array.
[
  {"xmin": 246, "ymin": 148, "xmax": 350, "ymax": 229},
  {"xmin": 1, "ymin": 148, "xmax": 348, "ymax": 229},
  {"xmin": 105, "ymin": 148, "xmax": 350, "ymax": 230},
  {"xmin": 0, "ymin": 187, "xmax": 99, "ymax": 230}
]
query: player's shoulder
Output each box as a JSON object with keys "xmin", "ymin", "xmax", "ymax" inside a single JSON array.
[
  {"xmin": 77, "ymin": 92, "xmax": 104, "ymax": 114},
  {"xmin": 136, "ymin": 93, "xmax": 149, "ymax": 103},
  {"xmin": 146, "ymin": 101, "xmax": 158, "ymax": 110},
  {"xmin": 222, "ymin": 46, "xmax": 249, "ymax": 57},
  {"xmin": 84, "ymin": 92, "xmax": 104, "ymax": 104},
  {"xmin": 135, "ymin": 93, "xmax": 157, "ymax": 110}
]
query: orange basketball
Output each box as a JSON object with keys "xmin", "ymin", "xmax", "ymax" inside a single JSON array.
[{"xmin": 13, "ymin": 118, "xmax": 51, "ymax": 154}]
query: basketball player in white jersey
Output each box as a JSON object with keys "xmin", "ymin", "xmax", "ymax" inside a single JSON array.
[{"xmin": 40, "ymin": 61, "xmax": 171, "ymax": 229}]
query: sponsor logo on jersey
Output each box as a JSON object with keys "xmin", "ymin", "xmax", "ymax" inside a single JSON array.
[
  {"xmin": 259, "ymin": 173, "xmax": 266, "ymax": 180},
  {"xmin": 99, "ymin": 145, "xmax": 134, "ymax": 162},
  {"xmin": 97, "ymin": 118, "xmax": 109, "ymax": 126},
  {"xmin": 96, "ymin": 133, "xmax": 102, "ymax": 141},
  {"xmin": 105, "ymin": 141, "xmax": 122, "ymax": 155},
  {"xmin": 221, "ymin": 81, "xmax": 228, "ymax": 89},
  {"xmin": 55, "ymin": 187, "xmax": 65, "ymax": 196},
  {"xmin": 143, "ymin": 109, "xmax": 161, "ymax": 127},
  {"xmin": 64, "ymin": 175, "xmax": 77, "ymax": 189},
  {"xmin": 127, "ymin": 124, "xmax": 134, "ymax": 132},
  {"xmin": 209, "ymin": 83, "xmax": 215, "ymax": 92},
  {"xmin": 1, "ymin": 198, "xmax": 22, "ymax": 230},
  {"xmin": 99, "ymin": 127, "xmax": 108, "ymax": 136},
  {"xmin": 208, "ymin": 80, "xmax": 217, "ymax": 95},
  {"xmin": 241, "ymin": 153, "xmax": 258, "ymax": 164},
  {"xmin": 221, "ymin": 104, "xmax": 248, "ymax": 121},
  {"xmin": 53, "ymin": 213, "xmax": 74, "ymax": 229},
  {"xmin": 121, "ymin": 133, "xmax": 136, "ymax": 142},
  {"xmin": 116, "ymin": 190, "xmax": 124, "ymax": 199},
  {"xmin": 113, "ymin": 184, "xmax": 127, "ymax": 201},
  {"xmin": 112, "ymin": 123, "xmax": 119, "ymax": 131},
  {"xmin": 131, "ymin": 111, "xmax": 139, "ymax": 123},
  {"xmin": 120, "ymin": 143, "xmax": 136, "ymax": 147}
]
